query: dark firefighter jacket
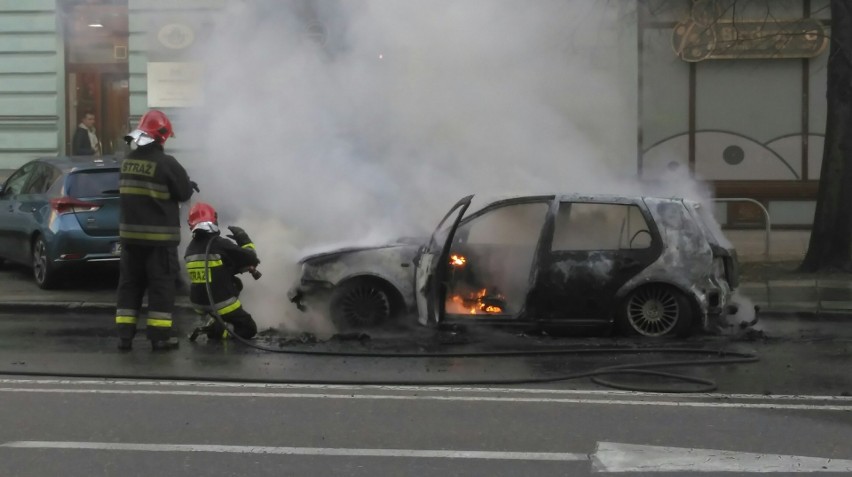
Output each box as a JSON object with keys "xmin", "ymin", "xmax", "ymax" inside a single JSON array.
[
  {"xmin": 184, "ymin": 234, "xmax": 259, "ymax": 315},
  {"xmin": 118, "ymin": 144, "xmax": 194, "ymax": 246}
]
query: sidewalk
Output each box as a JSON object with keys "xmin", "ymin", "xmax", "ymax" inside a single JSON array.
[
  {"xmin": 738, "ymin": 277, "xmax": 852, "ymax": 315},
  {"xmin": 0, "ymin": 229, "xmax": 848, "ymax": 316},
  {"xmin": 0, "ymin": 266, "xmax": 192, "ymax": 314},
  {"xmin": 729, "ymin": 229, "xmax": 852, "ymax": 315}
]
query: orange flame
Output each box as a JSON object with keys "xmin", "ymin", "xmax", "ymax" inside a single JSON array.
[
  {"xmin": 448, "ymin": 287, "xmax": 506, "ymax": 315},
  {"xmin": 450, "ymin": 254, "xmax": 466, "ymax": 267}
]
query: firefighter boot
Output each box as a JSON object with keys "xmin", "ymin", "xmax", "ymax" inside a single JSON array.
[
  {"xmin": 151, "ymin": 337, "xmax": 180, "ymax": 351},
  {"xmin": 189, "ymin": 316, "xmax": 216, "ymax": 342},
  {"xmin": 117, "ymin": 338, "xmax": 133, "ymax": 351}
]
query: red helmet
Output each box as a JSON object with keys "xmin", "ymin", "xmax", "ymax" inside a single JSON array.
[
  {"xmin": 125, "ymin": 109, "xmax": 175, "ymax": 146},
  {"xmin": 188, "ymin": 202, "xmax": 219, "ymax": 233}
]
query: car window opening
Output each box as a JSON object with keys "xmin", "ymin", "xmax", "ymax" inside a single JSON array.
[
  {"xmin": 553, "ymin": 203, "xmax": 652, "ymax": 252},
  {"xmin": 445, "ymin": 202, "xmax": 548, "ymax": 317}
]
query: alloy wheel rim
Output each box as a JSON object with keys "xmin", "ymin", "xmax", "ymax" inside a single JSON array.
[
  {"xmin": 340, "ymin": 285, "xmax": 390, "ymax": 326},
  {"xmin": 626, "ymin": 287, "xmax": 679, "ymax": 336},
  {"xmin": 33, "ymin": 240, "xmax": 46, "ymax": 283}
]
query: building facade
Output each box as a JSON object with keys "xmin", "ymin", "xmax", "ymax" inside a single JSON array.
[
  {"xmin": 638, "ymin": 0, "xmax": 831, "ymax": 228},
  {"xmin": 0, "ymin": 0, "xmax": 831, "ymax": 228},
  {"xmin": 0, "ymin": 0, "xmax": 220, "ymax": 168}
]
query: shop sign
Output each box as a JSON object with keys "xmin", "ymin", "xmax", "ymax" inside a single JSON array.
[
  {"xmin": 672, "ymin": 18, "xmax": 828, "ymax": 62},
  {"xmin": 147, "ymin": 62, "xmax": 204, "ymax": 108}
]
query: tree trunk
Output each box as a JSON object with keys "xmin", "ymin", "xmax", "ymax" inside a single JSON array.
[{"xmin": 800, "ymin": 0, "xmax": 852, "ymax": 273}]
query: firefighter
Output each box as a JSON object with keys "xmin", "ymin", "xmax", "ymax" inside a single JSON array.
[
  {"xmin": 184, "ymin": 202, "xmax": 259, "ymax": 341},
  {"xmin": 115, "ymin": 109, "xmax": 196, "ymax": 351}
]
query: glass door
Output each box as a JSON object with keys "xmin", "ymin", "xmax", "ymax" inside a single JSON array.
[{"xmin": 63, "ymin": 0, "xmax": 129, "ymax": 156}]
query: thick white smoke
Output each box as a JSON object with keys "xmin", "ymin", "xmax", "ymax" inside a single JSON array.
[{"xmin": 178, "ymin": 0, "xmax": 716, "ymax": 332}]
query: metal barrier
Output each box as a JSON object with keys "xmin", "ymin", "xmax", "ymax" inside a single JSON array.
[{"xmin": 712, "ymin": 198, "xmax": 771, "ymax": 260}]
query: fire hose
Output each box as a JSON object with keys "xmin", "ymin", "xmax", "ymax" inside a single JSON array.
[{"xmin": 199, "ymin": 236, "xmax": 759, "ymax": 393}]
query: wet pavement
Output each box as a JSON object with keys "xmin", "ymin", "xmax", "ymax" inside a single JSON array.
[
  {"xmin": 0, "ymin": 309, "xmax": 850, "ymax": 396},
  {"xmin": 4, "ymin": 256, "xmax": 848, "ymax": 396},
  {"xmin": 1, "ymin": 309, "xmax": 851, "ymax": 476}
]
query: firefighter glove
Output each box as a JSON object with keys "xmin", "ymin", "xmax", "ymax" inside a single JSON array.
[
  {"xmin": 227, "ymin": 226, "xmax": 252, "ymax": 247},
  {"xmin": 190, "ymin": 180, "xmax": 200, "ymax": 193}
]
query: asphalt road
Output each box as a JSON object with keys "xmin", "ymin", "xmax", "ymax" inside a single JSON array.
[
  {"xmin": 0, "ymin": 377, "xmax": 850, "ymax": 476},
  {"xmin": 0, "ymin": 310, "xmax": 850, "ymax": 476}
]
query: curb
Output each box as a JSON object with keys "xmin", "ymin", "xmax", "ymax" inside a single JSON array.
[
  {"xmin": 752, "ymin": 307, "xmax": 852, "ymax": 316},
  {"xmin": 741, "ymin": 281, "xmax": 852, "ymax": 290},
  {"xmin": 0, "ymin": 301, "xmax": 196, "ymax": 314}
]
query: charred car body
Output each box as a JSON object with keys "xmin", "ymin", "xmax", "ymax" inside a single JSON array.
[{"xmin": 288, "ymin": 194, "xmax": 739, "ymax": 337}]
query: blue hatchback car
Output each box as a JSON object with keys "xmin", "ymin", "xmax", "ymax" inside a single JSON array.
[{"xmin": 0, "ymin": 156, "xmax": 121, "ymax": 288}]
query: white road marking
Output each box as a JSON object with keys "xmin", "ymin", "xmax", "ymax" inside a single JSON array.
[
  {"xmin": 0, "ymin": 387, "xmax": 849, "ymax": 411},
  {"xmin": 591, "ymin": 441, "xmax": 852, "ymax": 473},
  {"xmin": 5, "ymin": 440, "xmax": 851, "ymax": 473},
  {"xmin": 0, "ymin": 441, "xmax": 587, "ymax": 462},
  {"xmin": 0, "ymin": 378, "xmax": 850, "ymax": 402}
]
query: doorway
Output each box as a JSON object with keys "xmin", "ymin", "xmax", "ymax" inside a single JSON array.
[{"xmin": 63, "ymin": 0, "xmax": 129, "ymax": 156}]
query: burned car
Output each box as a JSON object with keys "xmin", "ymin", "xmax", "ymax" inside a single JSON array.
[{"xmin": 288, "ymin": 194, "xmax": 739, "ymax": 337}]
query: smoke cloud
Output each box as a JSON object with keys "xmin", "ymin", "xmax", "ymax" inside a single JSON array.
[{"xmin": 176, "ymin": 0, "xmax": 716, "ymax": 332}]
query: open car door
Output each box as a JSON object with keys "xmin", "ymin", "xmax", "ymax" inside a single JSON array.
[{"xmin": 415, "ymin": 195, "xmax": 473, "ymax": 326}]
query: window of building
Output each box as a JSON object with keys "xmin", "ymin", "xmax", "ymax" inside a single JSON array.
[{"xmin": 63, "ymin": 0, "xmax": 129, "ymax": 156}]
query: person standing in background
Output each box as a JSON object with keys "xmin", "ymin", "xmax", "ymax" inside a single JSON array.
[{"xmin": 71, "ymin": 111, "xmax": 101, "ymax": 156}]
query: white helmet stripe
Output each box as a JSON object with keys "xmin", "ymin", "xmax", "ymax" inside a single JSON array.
[
  {"xmin": 191, "ymin": 221, "xmax": 220, "ymax": 234},
  {"xmin": 125, "ymin": 129, "xmax": 156, "ymax": 146}
]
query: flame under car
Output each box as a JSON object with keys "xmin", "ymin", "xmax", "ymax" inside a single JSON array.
[{"xmin": 288, "ymin": 194, "xmax": 740, "ymax": 338}]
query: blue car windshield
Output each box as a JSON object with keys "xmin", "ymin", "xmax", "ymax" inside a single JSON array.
[{"xmin": 66, "ymin": 170, "xmax": 120, "ymax": 198}]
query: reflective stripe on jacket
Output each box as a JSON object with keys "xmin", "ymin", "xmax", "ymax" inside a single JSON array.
[
  {"xmin": 119, "ymin": 145, "xmax": 193, "ymax": 247},
  {"xmin": 184, "ymin": 234, "xmax": 259, "ymax": 312}
]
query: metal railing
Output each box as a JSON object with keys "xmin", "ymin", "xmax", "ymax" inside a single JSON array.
[{"xmin": 712, "ymin": 198, "xmax": 771, "ymax": 260}]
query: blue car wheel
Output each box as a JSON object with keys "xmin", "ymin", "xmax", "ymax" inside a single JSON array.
[{"xmin": 32, "ymin": 235, "xmax": 59, "ymax": 289}]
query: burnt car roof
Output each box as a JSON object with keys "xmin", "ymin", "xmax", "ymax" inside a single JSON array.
[
  {"xmin": 474, "ymin": 193, "xmax": 686, "ymax": 203},
  {"xmin": 467, "ymin": 193, "xmax": 688, "ymax": 215},
  {"xmin": 556, "ymin": 193, "xmax": 685, "ymax": 202}
]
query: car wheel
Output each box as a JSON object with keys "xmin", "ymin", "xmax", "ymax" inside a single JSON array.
[
  {"xmin": 32, "ymin": 235, "xmax": 59, "ymax": 290},
  {"xmin": 618, "ymin": 285, "xmax": 693, "ymax": 338},
  {"xmin": 329, "ymin": 279, "xmax": 393, "ymax": 329}
]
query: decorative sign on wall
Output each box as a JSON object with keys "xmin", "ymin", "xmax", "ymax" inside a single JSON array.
[
  {"xmin": 147, "ymin": 18, "xmax": 206, "ymax": 62},
  {"xmin": 156, "ymin": 23, "xmax": 196, "ymax": 50},
  {"xmin": 672, "ymin": 2, "xmax": 828, "ymax": 62},
  {"xmin": 147, "ymin": 62, "xmax": 204, "ymax": 108}
]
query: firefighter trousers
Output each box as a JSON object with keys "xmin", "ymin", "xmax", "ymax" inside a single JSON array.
[
  {"xmin": 115, "ymin": 244, "xmax": 180, "ymax": 342},
  {"xmin": 204, "ymin": 306, "xmax": 258, "ymax": 340}
]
